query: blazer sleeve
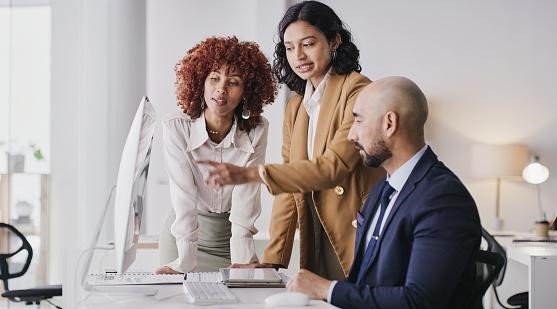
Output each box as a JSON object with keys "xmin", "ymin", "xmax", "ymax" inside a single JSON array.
[
  {"xmin": 262, "ymin": 104, "xmax": 298, "ymax": 267},
  {"xmin": 260, "ymin": 74, "xmax": 370, "ymax": 194},
  {"xmin": 331, "ymin": 179, "xmax": 481, "ymax": 309}
]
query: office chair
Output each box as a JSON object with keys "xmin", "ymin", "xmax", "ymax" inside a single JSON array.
[
  {"xmin": 482, "ymin": 228, "xmax": 529, "ymax": 309},
  {"xmin": 469, "ymin": 249, "xmax": 505, "ymax": 309},
  {"xmin": 0, "ymin": 222, "xmax": 62, "ymax": 308}
]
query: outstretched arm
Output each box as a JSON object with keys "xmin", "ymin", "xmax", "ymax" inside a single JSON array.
[{"xmin": 197, "ymin": 160, "xmax": 261, "ymax": 188}]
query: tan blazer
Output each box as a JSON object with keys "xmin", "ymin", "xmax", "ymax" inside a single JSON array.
[{"xmin": 260, "ymin": 72, "xmax": 385, "ymax": 276}]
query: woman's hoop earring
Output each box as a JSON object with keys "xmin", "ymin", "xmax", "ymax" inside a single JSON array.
[
  {"xmin": 241, "ymin": 98, "xmax": 251, "ymax": 119},
  {"xmin": 331, "ymin": 49, "xmax": 337, "ymax": 63},
  {"xmin": 200, "ymin": 98, "xmax": 206, "ymax": 109}
]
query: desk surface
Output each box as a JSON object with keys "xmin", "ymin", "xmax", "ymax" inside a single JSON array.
[
  {"xmin": 74, "ymin": 285, "xmax": 336, "ymax": 308},
  {"xmin": 495, "ymin": 234, "xmax": 557, "ymax": 309},
  {"xmin": 496, "ymin": 235, "xmax": 557, "ymax": 265},
  {"xmin": 64, "ymin": 249, "xmax": 335, "ymax": 308}
]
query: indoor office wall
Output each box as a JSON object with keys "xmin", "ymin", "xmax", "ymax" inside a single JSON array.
[
  {"xmin": 318, "ymin": 0, "xmax": 557, "ymax": 232},
  {"xmin": 144, "ymin": 0, "xmax": 288, "ymax": 239},
  {"xmin": 50, "ymin": 0, "xmax": 146, "ymax": 283}
]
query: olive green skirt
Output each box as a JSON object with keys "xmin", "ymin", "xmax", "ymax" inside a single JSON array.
[{"xmin": 159, "ymin": 209, "xmax": 231, "ymax": 271}]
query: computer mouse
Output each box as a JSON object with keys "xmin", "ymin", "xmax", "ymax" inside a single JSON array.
[{"xmin": 264, "ymin": 291, "xmax": 310, "ymax": 307}]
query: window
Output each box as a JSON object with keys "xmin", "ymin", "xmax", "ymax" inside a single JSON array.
[{"xmin": 0, "ymin": 2, "xmax": 51, "ymax": 290}]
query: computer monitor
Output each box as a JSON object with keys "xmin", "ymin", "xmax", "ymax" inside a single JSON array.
[
  {"xmin": 113, "ymin": 96, "xmax": 156, "ymax": 274},
  {"xmin": 79, "ymin": 96, "xmax": 156, "ymax": 294}
]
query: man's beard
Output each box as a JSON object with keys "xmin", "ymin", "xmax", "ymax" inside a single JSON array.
[{"xmin": 360, "ymin": 139, "xmax": 392, "ymax": 168}]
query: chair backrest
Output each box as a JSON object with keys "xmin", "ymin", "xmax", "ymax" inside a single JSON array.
[
  {"xmin": 0, "ymin": 223, "xmax": 33, "ymax": 291},
  {"xmin": 481, "ymin": 228, "xmax": 507, "ymax": 286},
  {"xmin": 470, "ymin": 249, "xmax": 505, "ymax": 309}
]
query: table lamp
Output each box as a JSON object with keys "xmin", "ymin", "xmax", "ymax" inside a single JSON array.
[
  {"xmin": 471, "ymin": 144, "xmax": 529, "ymax": 231},
  {"xmin": 522, "ymin": 155, "xmax": 550, "ymax": 222}
]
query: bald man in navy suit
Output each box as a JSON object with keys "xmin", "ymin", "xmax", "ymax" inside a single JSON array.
[{"xmin": 287, "ymin": 76, "xmax": 481, "ymax": 309}]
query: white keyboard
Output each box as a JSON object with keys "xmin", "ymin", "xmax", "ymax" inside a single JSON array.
[
  {"xmin": 182, "ymin": 282, "xmax": 238, "ymax": 305},
  {"xmin": 86, "ymin": 272, "xmax": 184, "ymax": 286},
  {"xmin": 184, "ymin": 271, "xmax": 222, "ymax": 282}
]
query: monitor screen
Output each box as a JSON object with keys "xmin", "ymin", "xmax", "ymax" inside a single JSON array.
[{"xmin": 113, "ymin": 96, "xmax": 156, "ymax": 274}]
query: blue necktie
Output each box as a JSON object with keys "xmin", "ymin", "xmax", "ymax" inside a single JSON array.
[{"xmin": 356, "ymin": 182, "xmax": 396, "ymax": 284}]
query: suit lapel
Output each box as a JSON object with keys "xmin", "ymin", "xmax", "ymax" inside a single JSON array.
[
  {"xmin": 359, "ymin": 148, "xmax": 439, "ymax": 278},
  {"xmin": 291, "ymin": 97, "xmax": 309, "ymax": 161},
  {"xmin": 312, "ymin": 73, "xmax": 346, "ymax": 158}
]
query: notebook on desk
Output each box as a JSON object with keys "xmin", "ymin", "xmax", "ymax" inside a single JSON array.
[
  {"xmin": 184, "ymin": 269, "xmax": 287, "ymax": 288},
  {"xmin": 220, "ymin": 268, "xmax": 286, "ymax": 287}
]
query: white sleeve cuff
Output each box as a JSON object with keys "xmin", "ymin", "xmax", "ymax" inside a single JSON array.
[
  {"xmin": 258, "ymin": 164, "xmax": 270, "ymax": 187},
  {"xmin": 167, "ymin": 240, "xmax": 196, "ymax": 273},
  {"xmin": 327, "ymin": 280, "xmax": 338, "ymax": 303},
  {"xmin": 230, "ymin": 237, "xmax": 258, "ymax": 264}
]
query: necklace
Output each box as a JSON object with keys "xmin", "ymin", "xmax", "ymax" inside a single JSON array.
[
  {"xmin": 206, "ymin": 128, "xmax": 225, "ymax": 135},
  {"xmin": 206, "ymin": 118, "xmax": 234, "ymax": 136}
]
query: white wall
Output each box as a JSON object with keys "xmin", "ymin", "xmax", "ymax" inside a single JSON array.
[
  {"xmin": 320, "ymin": 0, "xmax": 557, "ymax": 231},
  {"xmin": 50, "ymin": 0, "xmax": 146, "ymax": 283}
]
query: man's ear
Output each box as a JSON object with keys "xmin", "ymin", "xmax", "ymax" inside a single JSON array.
[{"xmin": 383, "ymin": 111, "xmax": 398, "ymax": 138}]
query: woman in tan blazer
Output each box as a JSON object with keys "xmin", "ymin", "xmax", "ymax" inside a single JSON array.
[{"xmin": 201, "ymin": 1, "xmax": 384, "ymax": 280}]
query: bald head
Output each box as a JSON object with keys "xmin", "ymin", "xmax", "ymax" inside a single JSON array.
[
  {"xmin": 348, "ymin": 76, "xmax": 428, "ymax": 169},
  {"xmin": 357, "ymin": 76, "xmax": 428, "ymax": 140}
]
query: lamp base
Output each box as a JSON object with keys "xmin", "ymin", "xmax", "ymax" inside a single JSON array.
[{"xmin": 492, "ymin": 217, "xmax": 504, "ymax": 231}]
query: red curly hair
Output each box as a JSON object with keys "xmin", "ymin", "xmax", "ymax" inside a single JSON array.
[{"xmin": 175, "ymin": 36, "xmax": 277, "ymax": 132}]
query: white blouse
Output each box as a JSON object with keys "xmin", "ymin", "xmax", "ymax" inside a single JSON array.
[
  {"xmin": 162, "ymin": 111, "xmax": 268, "ymax": 272},
  {"xmin": 302, "ymin": 69, "xmax": 331, "ymax": 159}
]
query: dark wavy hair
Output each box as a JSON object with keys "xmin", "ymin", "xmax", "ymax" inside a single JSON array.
[
  {"xmin": 175, "ymin": 36, "xmax": 277, "ymax": 132},
  {"xmin": 273, "ymin": 1, "xmax": 362, "ymax": 95}
]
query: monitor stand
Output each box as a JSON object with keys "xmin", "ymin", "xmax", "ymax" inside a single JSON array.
[{"xmin": 78, "ymin": 186, "xmax": 157, "ymax": 296}]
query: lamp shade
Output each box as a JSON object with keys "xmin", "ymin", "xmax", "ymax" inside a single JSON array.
[
  {"xmin": 471, "ymin": 144, "xmax": 529, "ymax": 179},
  {"xmin": 522, "ymin": 161, "xmax": 549, "ymax": 184}
]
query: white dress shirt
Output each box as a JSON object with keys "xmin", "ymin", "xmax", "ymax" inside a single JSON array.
[
  {"xmin": 162, "ymin": 111, "xmax": 268, "ymax": 272},
  {"xmin": 302, "ymin": 69, "xmax": 331, "ymax": 159},
  {"xmin": 327, "ymin": 145, "xmax": 429, "ymax": 302}
]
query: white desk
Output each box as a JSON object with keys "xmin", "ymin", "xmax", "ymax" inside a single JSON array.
[
  {"xmin": 63, "ymin": 249, "xmax": 336, "ymax": 308},
  {"xmin": 497, "ymin": 236, "xmax": 557, "ymax": 309},
  {"xmin": 70, "ymin": 286, "xmax": 335, "ymax": 308}
]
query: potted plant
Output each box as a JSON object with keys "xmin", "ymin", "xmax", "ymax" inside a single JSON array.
[{"xmin": 29, "ymin": 142, "xmax": 45, "ymax": 161}]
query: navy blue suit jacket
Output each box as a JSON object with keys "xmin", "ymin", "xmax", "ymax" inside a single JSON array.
[{"xmin": 331, "ymin": 147, "xmax": 481, "ymax": 309}]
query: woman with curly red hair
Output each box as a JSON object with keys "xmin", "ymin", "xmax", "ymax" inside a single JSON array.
[{"xmin": 156, "ymin": 36, "xmax": 276, "ymax": 274}]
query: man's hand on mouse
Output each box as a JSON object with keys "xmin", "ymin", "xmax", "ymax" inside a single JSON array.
[{"xmin": 286, "ymin": 269, "xmax": 331, "ymax": 300}]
